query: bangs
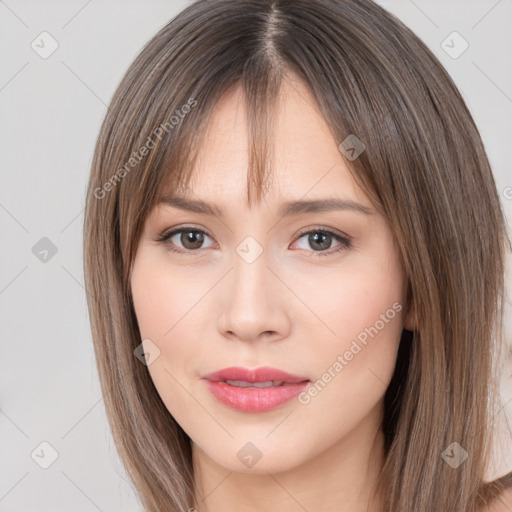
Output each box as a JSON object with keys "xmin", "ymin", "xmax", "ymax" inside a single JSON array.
[{"xmin": 157, "ymin": 60, "xmax": 286, "ymax": 211}]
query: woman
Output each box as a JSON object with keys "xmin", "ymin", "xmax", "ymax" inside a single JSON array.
[{"xmin": 83, "ymin": 0, "xmax": 512, "ymax": 510}]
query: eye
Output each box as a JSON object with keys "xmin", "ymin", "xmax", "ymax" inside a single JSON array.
[
  {"xmin": 291, "ymin": 228, "xmax": 352, "ymax": 257},
  {"xmin": 154, "ymin": 226, "xmax": 215, "ymax": 256},
  {"xmin": 154, "ymin": 226, "xmax": 352, "ymax": 257}
]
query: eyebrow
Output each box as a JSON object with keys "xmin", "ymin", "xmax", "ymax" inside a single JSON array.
[{"xmin": 158, "ymin": 195, "xmax": 373, "ymax": 218}]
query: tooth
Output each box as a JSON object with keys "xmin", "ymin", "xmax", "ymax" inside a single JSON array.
[{"xmin": 224, "ymin": 380, "xmax": 284, "ymax": 388}]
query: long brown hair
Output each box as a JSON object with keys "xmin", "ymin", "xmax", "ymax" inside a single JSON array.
[{"xmin": 83, "ymin": 0, "xmax": 511, "ymax": 510}]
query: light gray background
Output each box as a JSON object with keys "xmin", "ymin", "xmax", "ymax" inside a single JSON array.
[{"xmin": 1, "ymin": 1, "xmax": 511, "ymax": 511}]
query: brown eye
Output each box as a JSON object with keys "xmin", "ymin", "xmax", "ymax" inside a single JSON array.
[
  {"xmin": 179, "ymin": 230, "xmax": 205, "ymax": 250},
  {"xmin": 154, "ymin": 227, "xmax": 214, "ymax": 255},
  {"xmin": 308, "ymin": 232, "xmax": 332, "ymax": 251},
  {"xmin": 292, "ymin": 228, "xmax": 352, "ymax": 257}
]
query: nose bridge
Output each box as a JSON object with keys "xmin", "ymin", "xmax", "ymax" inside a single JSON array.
[
  {"xmin": 218, "ymin": 234, "xmax": 289, "ymax": 341},
  {"xmin": 229, "ymin": 213, "xmax": 274, "ymax": 299},
  {"xmin": 231, "ymin": 237, "xmax": 273, "ymax": 312}
]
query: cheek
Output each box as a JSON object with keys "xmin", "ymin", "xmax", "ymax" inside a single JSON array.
[
  {"xmin": 332, "ymin": 268, "xmax": 405, "ymax": 350},
  {"xmin": 287, "ymin": 247, "xmax": 406, "ymax": 399},
  {"xmin": 130, "ymin": 249, "xmax": 206, "ymax": 341},
  {"xmin": 130, "ymin": 256, "xmax": 208, "ymax": 422},
  {"xmin": 288, "ymin": 247, "xmax": 405, "ymax": 346},
  {"xmin": 130, "ymin": 250, "xmax": 216, "ymax": 387}
]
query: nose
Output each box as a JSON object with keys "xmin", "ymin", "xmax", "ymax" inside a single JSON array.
[{"xmin": 217, "ymin": 246, "xmax": 291, "ymax": 343}]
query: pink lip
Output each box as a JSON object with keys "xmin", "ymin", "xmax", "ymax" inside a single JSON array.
[{"xmin": 202, "ymin": 366, "xmax": 310, "ymax": 413}]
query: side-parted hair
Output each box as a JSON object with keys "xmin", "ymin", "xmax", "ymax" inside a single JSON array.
[{"xmin": 83, "ymin": 1, "xmax": 512, "ymax": 510}]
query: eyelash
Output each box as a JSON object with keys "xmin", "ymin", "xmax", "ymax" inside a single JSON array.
[{"xmin": 153, "ymin": 226, "xmax": 352, "ymax": 258}]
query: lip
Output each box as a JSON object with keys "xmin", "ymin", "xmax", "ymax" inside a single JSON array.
[{"xmin": 202, "ymin": 366, "xmax": 310, "ymax": 413}]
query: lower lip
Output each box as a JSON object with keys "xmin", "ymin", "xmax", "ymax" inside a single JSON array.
[{"xmin": 204, "ymin": 380, "xmax": 310, "ymax": 413}]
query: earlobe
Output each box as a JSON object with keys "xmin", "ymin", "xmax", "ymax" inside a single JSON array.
[{"xmin": 404, "ymin": 301, "xmax": 416, "ymax": 332}]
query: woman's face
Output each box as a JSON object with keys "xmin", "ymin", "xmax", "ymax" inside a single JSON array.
[{"xmin": 130, "ymin": 74, "xmax": 414, "ymax": 475}]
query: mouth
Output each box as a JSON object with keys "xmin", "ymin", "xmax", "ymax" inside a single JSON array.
[
  {"xmin": 222, "ymin": 380, "xmax": 289, "ymax": 388},
  {"xmin": 202, "ymin": 366, "xmax": 311, "ymax": 412},
  {"xmin": 202, "ymin": 366, "xmax": 309, "ymax": 384}
]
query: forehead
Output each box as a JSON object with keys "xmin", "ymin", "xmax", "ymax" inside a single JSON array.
[{"xmin": 179, "ymin": 73, "xmax": 370, "ymax": 209}]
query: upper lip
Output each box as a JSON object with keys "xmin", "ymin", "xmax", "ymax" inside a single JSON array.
[{"xmin": 202, "ymin": 366, "xmax": 310, "ymax": 384}]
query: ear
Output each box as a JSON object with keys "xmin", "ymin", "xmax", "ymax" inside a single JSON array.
[{"xmin": 404, "ymin": 299, "xmax": 416, "ymax": 332}]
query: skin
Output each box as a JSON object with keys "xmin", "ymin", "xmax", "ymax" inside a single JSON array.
[{"xmin": 130, "ymin": 72, "xmax": 415, "ymax": 512}]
